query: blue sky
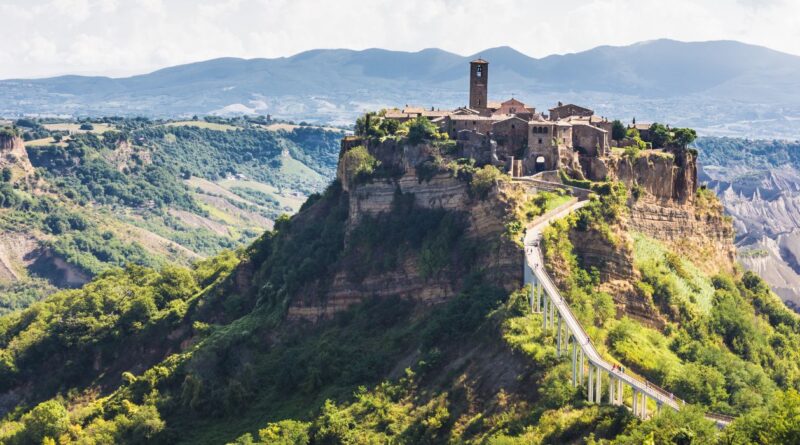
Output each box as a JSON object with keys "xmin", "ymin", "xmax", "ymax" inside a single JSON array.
[{"xmin": 1, "ymin": 0, "xmax": 797, "ymax": 78}]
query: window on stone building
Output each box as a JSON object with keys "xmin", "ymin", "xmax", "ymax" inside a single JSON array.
[{"xmin": 538, "ymin": 138, "xmax": 543, "ymax": 144}]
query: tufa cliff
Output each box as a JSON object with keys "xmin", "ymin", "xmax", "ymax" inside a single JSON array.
[
  {"xmin": 0, "ymin": 133, "xmax": 34, "ymax": 182},
  {"xmin": 569, "ymin": 148, "xmax": 735, "ymax": 326},
  {"xmin": 285, "ymin": 138, "xmax": 524, "ymax": 320}
]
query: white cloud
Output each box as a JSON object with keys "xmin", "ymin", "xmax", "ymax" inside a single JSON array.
[{"xmin": 0, "ymin": 0, "xmax": 799, "ymax": 79}]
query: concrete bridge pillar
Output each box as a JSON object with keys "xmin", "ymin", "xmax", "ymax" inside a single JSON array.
[
  {"xmin": 642, "ymin": 394, "xmax": 648, "ymax": 418},
  {"xmin": 587, "ymin": 363, "xmax": 594, "ymax": 401},
  {"xmin": 632, "ymin": 389, "xmax": 638, "ymax": 415},
  {"xmin": 571, "ymin": 342, "xmax": 578, "ymax": 386},
  {"xmin": 608, "ymin": 373, "xmax": 614, "ymax": 404},
  {"xmin": 542, "ymin": 295, "xmax": 548, "ymax": 330},
  {"xmin": 549, "ymin": 298, "xmax": 555, "ymax": 333},
  {"xmin": 535, "ymin": 284, "xmax": 542, "ymax": 313},
  {"xmin": 579, "ymin": 349, "xmax": 584, "ymax": 386},
  {"xmin": 556, "ymin": 316, "xmax": 563, "ymax": 356},
  {"xmin": 528, "ymin": 280, "xmax": 535, "ymax": 313},
  {"xmin": 595, "ymin": 365, "xmax": 602, "ymax": 403},
  {"xmin": 617, "ymin": 378, "xmax": 623, "ymax": 405}
]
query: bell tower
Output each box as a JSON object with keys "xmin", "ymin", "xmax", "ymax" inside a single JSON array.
[{"xmin": 469, "ymin": 59, "xmax": 488, "ymax": 110}]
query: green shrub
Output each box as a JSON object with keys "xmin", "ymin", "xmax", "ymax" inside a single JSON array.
[
  {"xmin": 471, "ymin": 164, "xmax": 505, "ymax": 198},
  {"xmin": 341, "ymin": 145, "xmax": 378, "ymax": 185},
  {"xmin": 406, "ymin": 116, "xmax": 439, "ymax": 145}
]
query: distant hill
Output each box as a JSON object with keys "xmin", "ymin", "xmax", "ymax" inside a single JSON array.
[{"xmin": 3, "ymin": 39, "xmax": 800, "ymax": 137}]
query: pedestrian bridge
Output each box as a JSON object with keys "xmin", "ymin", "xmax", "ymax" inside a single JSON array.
[{"xmin": 523, "ymin": 195, "xmax": 734, "ymax": 428}]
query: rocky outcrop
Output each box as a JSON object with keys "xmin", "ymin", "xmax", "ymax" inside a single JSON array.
[
  {"xmin": 107, "ymin": 139, "xmax": 152, "ymax": 172},
  {"xmin": 607, "ymin": 149, "xmax": 696, "ymax": 204},
  {"xmin": 628, "ymin": 197, "xmax": 735, "ymax": 276},
  {"xmin": 568, "ymin": 225, "xmax": 665, "ymax": 327},
  {"xmin": 0, "ymin": 134, "xmax": 34, "ymax": 181},
  {"xmin": 604, "ymin": 149, "xmax": 734, "ymax": 275},
  {"xmin": 0, "ymin": 233, "xmax": 38, "ymax": 283},
  {"xmin": 288, "ymin": 139, "xmax": 522, "ymax": 321},
  {"xmin": 568, "ymin": 148, "xmax": 734, "ymax": 325}
]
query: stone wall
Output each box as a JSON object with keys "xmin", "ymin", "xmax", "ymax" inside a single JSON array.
[{"xmin": 572, "ymin": 123, "xmax": 608, "ymax": 157}]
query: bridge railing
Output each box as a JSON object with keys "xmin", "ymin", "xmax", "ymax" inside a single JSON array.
[{"xmin": 528, "ymin": 200, "xmax": 735, "ymax": 426}]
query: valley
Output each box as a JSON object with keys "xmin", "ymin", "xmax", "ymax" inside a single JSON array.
[
  {"xmin": 1, "ymin": 111, "xmax": 798, "ymax": 444},
  {"xmin": 696, "ymin": 137, "xmax": 800, "ymax": 312},
  {"xmin": 0, "ymin": 117, "xmax": 344, "ymax": 314}
]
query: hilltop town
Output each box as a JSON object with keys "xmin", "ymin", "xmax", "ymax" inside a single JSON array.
[{"xmin": 365, "ymin": 58, "xmax": 696, "ymax": 184}]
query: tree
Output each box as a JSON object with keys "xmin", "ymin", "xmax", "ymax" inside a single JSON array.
[
  {"xmin": 648, "ymin": 123, "xmax": 670, "ymax": 148},
  {"xmin": 471, "ymin": 165, "xmax": 505, "ymax": 198},
  {"xmin": 341, "ymin": 145, "xmax": 377, "ymax": 186},
  {"xmin": 21, "ymin": 400, "xmax": 70, "ymax": 444},
  {"xmin": 355, "ymin": 113, "xmax": 385, "ymax": 139},
  {"xmin": 406, "ymin": 116, "xmax": 438, "ymax": 145},
  {"xmin": 1, "ymin": 167, "xmax": 11, "ymax": 182},
  {"xmin": 258, "ymin": 420, "xmax": 310, "ymax": 444},
  {"xmin": 80, "ymin": 123, "xmax": 95, "ymax": 131},
  {"xmin": 611, "ymin": 120, "xmax": 626, "ymax": 141},
  {"xmin": 379, "ymin": 118, "xmax": 400, "ymax": 135},
  {"xmin": 672, "ymin": 128, "xmax": 697, "ymax": 148}
]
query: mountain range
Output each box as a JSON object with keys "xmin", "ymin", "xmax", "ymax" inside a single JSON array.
[{"xmin": 3, "ymin": 39, "xmax": 800, "ymax": 137}]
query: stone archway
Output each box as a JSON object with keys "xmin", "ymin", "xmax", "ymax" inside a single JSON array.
[{"xmin": 535, "ymin": 156, "xmax": 546, "ymax": 172}]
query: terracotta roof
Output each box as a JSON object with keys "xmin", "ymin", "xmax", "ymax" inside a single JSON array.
[
  {"xmin": 448, "ymin": 115, "xmax": 502, "ymax": 121},
  {"xmin": 385, "ymin": 109, "xmax": 451, "ymax": 119},
  {"xmin": 492, "ymin": 116, "xmax": 528, "ymax": 126},
  {"xmin": 501, "ymin": 98, "xmax": 526, "ymax": 106},
  {"xmin": 571, "ymin": 122, "xmax": 607, "ymax": 133},
  {"xmin": 566, "ymin": 115, "xmax": 606, "ymax": 124},
  {"xmin": 471, "ymin": 58, "xmax": 489, "ymax": 64},
  {"xmin": 452, "ymin": 107, "xmax": 480, "ymax": 115},
  {"xmin": 549, "ymin": 103, "xmax": 593, "ymax": 112},
  {"xmin": 384, "ymin": 110, "xmax": 407, "ymax": 118}
]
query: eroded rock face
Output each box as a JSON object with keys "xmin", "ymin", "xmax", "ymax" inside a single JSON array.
[
  {"xmin": 568, "ymin": 148, "xmax": 735, "ymax": 325},
  {"xmin": 607, "ymin": 150, "xmax": 696, "ymax": 204},
  {"xmin": 604, "ymin": 149, "xmax": 734, "ymax": 275},
  {"xmin": 107, "ymin": 139, "xmax": 152, "ymax": 172},
  {"xmin": 0, "ymin": 135, "xmax": 34, "ymax": 181},
  {"xmin": 628, "ymin": 197, "xmax": 735, "ymax": 276},
  {"xmin": 290, "ymin": 139, "xmax": 522, "ymax": 321}
]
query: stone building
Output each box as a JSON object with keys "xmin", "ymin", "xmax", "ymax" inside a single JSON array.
[
  {"xmin": 491, "ymin": 116, "xmax": 529, "ymax": 157},
  {"xmin": 548, "ymin": 102, "xmax": 594, "ymax": 120},
  {"xmin": 379, "ymin": 57, "xmax": 616, "ymax": 176}
]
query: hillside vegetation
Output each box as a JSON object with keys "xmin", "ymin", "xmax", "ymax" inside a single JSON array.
[
  {"xmin": 1, "ymin": 125, "xmax": 800, "ymax": 445},
  {"xmin": 0, "ymin": 116, "xmax": 343, "ymax": 314}
]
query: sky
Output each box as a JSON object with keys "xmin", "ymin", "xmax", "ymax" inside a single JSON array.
[{"xmin": 1, "ymin": 0, "xmax": 799, "ymax": 79}]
